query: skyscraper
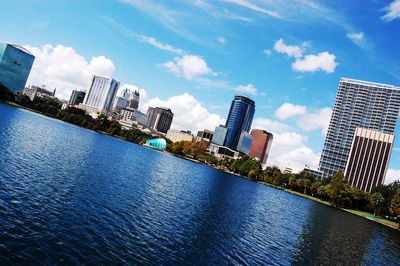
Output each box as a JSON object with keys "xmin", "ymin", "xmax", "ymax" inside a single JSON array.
[
  {"xmin": 146, "ymin": 107, "xmax": 174, "ymax": 133},
  {"xmin": 345, "ymin": 128, "xmax": 394, "ymax": 192},
  {"xmin": 81, "ymin": 75, "xmax": 120, "ymax": 117},
  {"xmin": 224, "ymin": 94, "xmax": 255, "ymax": 150},
  {"xmin": 0, "ymin": 43, "xmax": 35, "ymax": 92},
  {"xmin": 319, "ymin": 78, "xmax": 400, "ymax": 179},
  {"xmin": 248, "ymin": 129, "xmax": 273, "ymax": 165}
]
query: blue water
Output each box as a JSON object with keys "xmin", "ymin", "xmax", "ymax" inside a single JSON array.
[{"xmin": 0, "ymin": 102, "xmax": 399, "ymax": 265}]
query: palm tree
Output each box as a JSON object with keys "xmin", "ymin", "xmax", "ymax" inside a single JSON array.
[{"xmin": 370, "ymin": 192, "xmax": 384, "ymax": 217}]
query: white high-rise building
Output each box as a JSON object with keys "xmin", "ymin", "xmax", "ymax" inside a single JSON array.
[
  {"xmin": 80, "ymin": 75, "xmax": 120, "ymax": 117},
  {"xmin": 319, "ymin": 78, "xmax": 400, "ymax": 179}
]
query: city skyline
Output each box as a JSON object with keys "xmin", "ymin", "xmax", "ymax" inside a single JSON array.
[{"xmin": 1, "ymin": 0, "xmax": 399, "ymax": 183}]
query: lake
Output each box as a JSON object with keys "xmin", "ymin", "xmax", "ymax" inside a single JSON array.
[{"xmin": 0, "ymin": 102, "xmax": 399, "ymax": 264}]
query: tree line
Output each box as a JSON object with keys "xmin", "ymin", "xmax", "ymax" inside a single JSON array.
[{"xmin": 218, "ymin": 156, "xmax": 400, "ymax": 228}]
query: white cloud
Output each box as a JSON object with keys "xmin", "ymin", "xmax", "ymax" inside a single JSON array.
[
  {"xmin": 234, "ymin": 83, "xmax": 257, "ymax": 95},
  {"xmin": 263, "ymin": 49, "xmax": 272, "ymax": 56},
  {"xmin": 159, "ymin": 55, "xmax": 215, "ymax": 80},
  {"xmin": 24, "ymin": 44, "xmax": 115, "ymax": 100},
  {"xmin": 292, "ymin": 52, "xmax": 338, "ymax": 73},
  {"xmin": 140, "ymin": 35, "xmax": 183, "ymax": 54},
  {"xmin": 385, "ymin": 169, "xmax": 400, "ymax": 185},
  {"xmin": 275, "ymin": 102, "xmax": 306, "ymax": 120},
  {"xmin": 296, "ymin": 107, "xmax": 332, "ymax": 135},
  {"xmin": 273, "ymin": 39, "xmax": 304, "ymax": 58},
  {"xmin": 252, "ymin": 117, "xmax": 290, "ymax": 133},
  {"xmin": 381, "ymin": 0, "xmax": 400, "ymax": 21},
  {"xmin": 221, "ymin": 0, "xmax": 280, "ymax": 18},
  {"xmin": 346, "ymin": 32, "xmax": 364, "ymax": 41},
  {"xmin": 118, "ymin": 84, "xmax": 147, "ymax": 101},
  {"xmin": 346, "ymin": 32, "xmax": 366, "ymax": 47},
  {"xmin": 140, "ymin": 93, "xmax": 225, "ymax": 132},
  {"xmin": 217, "ymin": 36, "xmax": 226, "ymax": 44},
  {"xmin": 268, "ymin": 132, "xmax": 320, "ymax": 169}
]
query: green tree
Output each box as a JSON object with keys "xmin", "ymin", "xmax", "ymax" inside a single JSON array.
[
  {"xmin": 302, "ymin": 179, "xmax": 312, "ymax": 194},
  {"xmin": 390, "ymin": 188, "xmax": 400, "ymax": 230},
  {"xmin": 370, "ymin": 192, "xmax": 385, "ymax": 217},
  {"xmin": 325, "ymin": 170, "xmax": 351, "ymax": 207},
  {"xmin": 248, "ymin": 169, "xmax": 258, "ymax": 180},
  {"xmin": 288, "ymin": 176, "xmax": 296, "ymax": 190},
  {"xmin": 310, "ymin": 181, "xmax": 323, "ymax": 196}
]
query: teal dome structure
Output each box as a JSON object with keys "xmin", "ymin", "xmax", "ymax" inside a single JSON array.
[{"xmin": 146, "ymin": 138, "xmax": 166, "ymax": 150}]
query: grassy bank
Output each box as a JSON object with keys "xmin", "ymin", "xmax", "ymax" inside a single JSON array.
[{"xmin": 257, "ymin": 181, "xmax": 398, "ymax": 230}]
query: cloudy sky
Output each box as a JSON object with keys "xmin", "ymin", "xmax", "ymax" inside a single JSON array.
[{"xmin": 2, "ymin": 0, "xmax": 400, "ymax": 183}]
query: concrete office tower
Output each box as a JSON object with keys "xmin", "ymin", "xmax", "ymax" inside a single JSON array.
[
  {"xmin": 224, "ymin": 94, "xmax": 255, "ymax": 150},
  {"xmin": 345, "ymin": 128, "xmax": 394, "ymax": 193},
  {"xmin": 319, "ymin": 78, "xmax": 400, "ymax": 179},
  {"xmin": 248, "ymin": 129, "xmax": 273, "ymax": 165},
  {"xmin": 0, "ymin": 43, "xmax": 35, "ymax": 92},
  {"xmin": 82, "ymin": 75, "xmax": 120, "ymax": 116},
  {"xmin": 146, "ymin": 107, "xmax": 174, "ymax": 133},
  {"xmin": 68, "ymin": 90, "xmax": 86, "ymax": 106}
]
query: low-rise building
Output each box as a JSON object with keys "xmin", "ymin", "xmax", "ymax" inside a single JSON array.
[
  {"xmin": 22, "ymin": 85, "xmax": 55, "ymax": 101},
  {"xmin": 166, "ymin": 130, "xmax": 194, "ymax": 143},
  {"xmin": 207, "ymin": 143, "xmax": 239, "ymax": 159}
]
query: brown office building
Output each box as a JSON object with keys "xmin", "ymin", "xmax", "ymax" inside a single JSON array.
[
  {"xmin": 248, "ymin": 129, "xmax": 273, "ymax": 165},
  {"xmin": 345, "ymin": 128, "xmax": 395, "ymax": 193}
]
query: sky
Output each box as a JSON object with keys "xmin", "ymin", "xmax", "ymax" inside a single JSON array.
[{"xmin": 1, "ymin": 0, "xmax": 400, "ymax": 183}]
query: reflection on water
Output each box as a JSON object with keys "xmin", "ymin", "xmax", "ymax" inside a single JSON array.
[
  {"xmin": 0, "ymin": 102, "xmax": 399, "ymax": 264},
  {"xmin": 292, "ymin": 203, "xmax": 375, "ymax": 264}
]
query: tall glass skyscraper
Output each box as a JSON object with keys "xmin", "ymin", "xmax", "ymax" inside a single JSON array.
[
  {"xmin": 0, "ymin": 43, "xmax": 35, "ymax": 92},
  {"xmin": 224, "ymin": 94, "xmax": 255, "ymax": 150},
  {"xmin": 319, "ymin": 78, "xmax": 400, "ymax": 179}
]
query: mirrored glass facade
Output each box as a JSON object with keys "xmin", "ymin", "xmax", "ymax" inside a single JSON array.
[
  {"xmin": 0, "ymin": 43, "xmax": 35, "ymax": 92},
  {"xmin": 237, "ymin": 131, "xmax": 253, "ymax": 155},
  {"xmin": 211, "ymin": 125, "xmax": 227, "ymax": 146},
  {"xmin": 224, "ymin": 95, "xmax": 255, "ymax": 150}
]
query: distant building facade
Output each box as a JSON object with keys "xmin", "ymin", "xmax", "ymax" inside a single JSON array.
[
  {"xmin": 68, "ymin": 89, "xmax": 86, "ymax": 106},
  {"xmin": 111, "ymin": 97, "xmax": 127, "ymax": 111},
  {"xmin": 211, "ymin": 125, "xmax": 228, "ymax": 146},
  {"xmin": 146, "ymin": 107, "xmax": 174, "ymax": 133},
  {"xmin": 237, "ymin": 131, "xmax": 253, "ymax": 155},
  {"xmin": 22, "ymin": 85, "xmax": 55, "ymax": 101},
  {"xmin": 166, "ymin": 130, "xmax": 194, "ymax": 143},
  {"xmin": 80, "ymin": 75, "xmax": 120, "ymax": 117},
  {"xmin": 197, "ymin": 129, "xmax": 213, "ymax": 141},
  {"xmin": 248, "ymin": 129, "xmax": 273, "ymax": 165},
  {"xmin": 208, "ymin": 143, "xmax": 239, "ymax": 159},
  {"xmin": 319, "ymin": 78, "xmax": 400, "ymax": 179},
  {"xmin": 0, "ymin": 43, "xmax": 35, "ymax": 92},
  {"xmin": 345, "ymin": 128, "xmax": 395, "ymax": 193}
]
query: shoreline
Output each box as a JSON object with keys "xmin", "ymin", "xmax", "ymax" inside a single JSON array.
[
  {"xmin": 260, "ymin": 182, "xmax": 399, "ymax": 231},
  {"xmin": 3, "ymin": 101, "xmax": 399, "ymax": 232}
]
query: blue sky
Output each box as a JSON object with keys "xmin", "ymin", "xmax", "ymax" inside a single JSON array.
[{"xmin": 1, "ymin": 0, "xmax": 400, "ymax": 182}]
